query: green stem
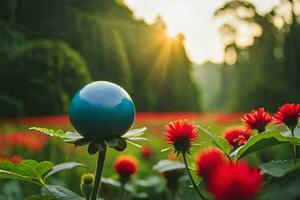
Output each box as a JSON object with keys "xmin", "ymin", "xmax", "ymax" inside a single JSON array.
[
  {"xmin": 170, "ymin": 191, "xmax": 176, "ymax": 200},
  {"xmin": 118, "ymin": 183, "xmax": 125, "ymax": 200},
  {"xmin": 91, "ymin": 145, "xmax": 107, "ymax": 200},
  {"xmin": 291, "ymin": 129, "xmax": 297, "ymax": 163},
  {"xmin": 86, "ymin": 194, "xmax": 91, "ymax": 200},
  {"xmin": 182, "ymin": 153, "xmax": 206, "ymax": 200}
]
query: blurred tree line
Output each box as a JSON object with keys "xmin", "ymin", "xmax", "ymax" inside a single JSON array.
[
  {"xmin": 0, "ymin": 0, "xmax": 201, "ymax": 117},
  {"xmin": 196, "ymin": 0, "xmax": 300, "ymax": 112}
]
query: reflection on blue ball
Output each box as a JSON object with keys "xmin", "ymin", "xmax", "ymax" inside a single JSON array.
[{"xmin": 69, "ymin": 81, "xmax": 135, "ymax": 142}]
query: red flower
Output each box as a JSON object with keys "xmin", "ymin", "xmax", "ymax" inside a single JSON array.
[
  {"xmin": 0, "ymin": 155, "xmax": 23, "ymax": 163},
  {"xmin": 224, "ymin": 128, "xmax": 251, "ymax": 148},
  {"xmin": 9, "ymin": 155, "xmax": 23, "ymax": 163},
  {"xmin": 196, "ymin": 147, "xmax": 228, "ymax": 179},
  {"xmin": 241, "ymin": 107, "xmax": 273, "ymax": 133},
  {"xmin": 164, "ymin": 119, "xmax": 198, "ymax": 155},
  {"xmin": 274, "ymin": 103, "xmax": 300, "ymax": 130},
  {"xmin": 207, "ymin": 162, "xmax": 262, "ymax": 200},
  {"xmin": 141, "ymin": 146, "xmax": 153, "ymax": 159},
  {"xmin": 5, "ymin": 132, "xmax": 47, "ymax": 152},
  {"xmin": 114, "ymin": 155, "xmax": 138, "ymax": 178}
]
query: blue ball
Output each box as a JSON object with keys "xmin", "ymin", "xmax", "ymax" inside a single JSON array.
[{"xmin": 69, "ymin": 81, "xmax": 135, "ymax": 142}]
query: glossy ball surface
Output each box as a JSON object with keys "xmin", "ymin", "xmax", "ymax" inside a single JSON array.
[{"xmin": 69, "ymin": 81, "xmax": 135, "ymax": 142}]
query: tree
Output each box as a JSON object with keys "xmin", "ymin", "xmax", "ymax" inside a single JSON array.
[{"xmin": 0, "ymin": 39, "xmax": 92, "ymax": 116}]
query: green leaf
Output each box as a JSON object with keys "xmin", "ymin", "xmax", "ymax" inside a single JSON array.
[
  {"xmin": 259, "ymin": 160, "xmax": 300, "ymax": 177},
  {"xmin": 257, "ymin": 170, "xmax": 300, "ymax": 200},
  {"xmin": 230, "ymin": 130, "xmax": 300, "ymax": 160},
  {"xmin": 29, "ymin": 127, "xmax": 84, "ymax": 144},
  {"xmin": 198, "ymin": 126, "xmax": 231, "ymax": 155},
  {"xmin": 101, "ymin": 177, "xmax": 121, "ymax": 188},
  {"xmin": 152, "ymin": 159, "xmax": 185, "ymax": 173},
  {"xmin": 24, "ymin": 195, "xmax": 55, "ymax": 200},
  {"xmin": 45, "ymin": 162, "xmax": 85, "ymax": 179},
  {"xmin": 45, "ymin": 185, "xmax": 83, "ymax": 200},
  {"xmin": 0, "ymin": 160, "xmax": 54, "ymax": 186}
]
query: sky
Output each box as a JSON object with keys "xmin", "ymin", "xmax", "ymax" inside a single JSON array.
[{"xmin": 124, "ymin": 0, "xmax": 281, "ymax": 64}]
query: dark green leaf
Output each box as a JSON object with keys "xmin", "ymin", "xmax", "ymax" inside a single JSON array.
[
  {"xmin": 24, "ymin": 195, "xmax": 55, "ymax": 200},
  {"xmin": 231, "ymin": 130, "xmax": 300, "ymax": 160},
  {"xmin": 0, "ymin": 160, "xmax": 53, "ymax": 186},
  {"xmin": 45, "ymin": 185, "xmax": 83, "ymax": 200},
  {"xmin": 257, "ymin": 170, "xmax": 300, "ymax": 200},
  {"xmin": 259, "ymin": 160, "xmax": 300, "ymax": 177},
  {"xmin": 45, "ymin": 162, "xmax": 85, "ymax": 179}
]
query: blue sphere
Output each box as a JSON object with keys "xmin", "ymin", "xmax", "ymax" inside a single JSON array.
[{"xmin": 69, "ymin": 81, "xmax": 135, "ymax": 142}]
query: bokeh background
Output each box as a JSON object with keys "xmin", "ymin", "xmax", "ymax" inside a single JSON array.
[{"xmin": 0, "ymin": 0, "xmax": 299, "ymax": 199}]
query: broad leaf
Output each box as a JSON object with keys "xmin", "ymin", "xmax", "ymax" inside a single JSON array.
[
  {"xmin": 0, "ymin": 160, "xmax": 53, "ymax": 186},
  {"xmin": 231, "ymin": 130, "xmax": 300, "ymax": 160},
  {"xmin": 198, "ymin": 126, "xmax": 231, "ymax": 155},
  {"xmin": 259, "ymin": 160, "xmax": 300, "ymax": 177},
  {"xmin": 44, "ymin": 185, "xmax": 83, "ymax": 200},
  {"xmin": 257, "ymin": 170, "xmax": 300, "ymax": 200},
  {"xmin": 45, "ymin": 162, "xmax": 85, "ymax": 179},
  {"xmin": 153, "ymin": 159, "xmax": 185, "ymax": 173}
]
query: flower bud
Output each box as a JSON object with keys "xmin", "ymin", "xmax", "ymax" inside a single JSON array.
[{"xmin": 80, "ymin": 173, "xmax": 94, "ymax": 198}]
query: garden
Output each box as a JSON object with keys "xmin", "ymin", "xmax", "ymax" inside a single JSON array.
[{"xmin": 1, "ymin": 0, "xmax": 300, "ymax": 200}]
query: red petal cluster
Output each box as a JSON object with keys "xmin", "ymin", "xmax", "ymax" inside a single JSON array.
[
  {"xmin": 274, "ymin": 103, "xmax": 300, "ymax": 128},
  {"xmin": 164, "ymin": 119, "xmax": 198, "ymax": 155},
  {"xmin": 241, "ymin": 107, "xmax": 272, "ymax": 132},
  {"xmin": 196, "ymin": 147, "xmax": 228, "ymax": 179},
  {"xmin": 164, "ymin": 119, "xmax": 198, "ymax": 143},
  {"xmin": 207, "ymin": 162, "xmax": 262, "ymax": 200},
  {"xmin": 224, "ymin": 128, "xmax": 251, "ymax": 148},
  {"xmin": 114, "ymin": 155, "xmax": 138, "ymax": 178},
  {"xmin": 141, "ymin": 146, "xmax": 153, "ymax": 159}
]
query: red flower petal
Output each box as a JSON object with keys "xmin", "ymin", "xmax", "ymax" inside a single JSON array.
[
  {"xmin": 207, "ymin": 162, "xmax": 262, "ymax": 200},
  {"xmin": 241, "ymin": 107, "xmax": 273, "ymax": 132},
  {"xmin": 196, "ymin": 147, "xmax": 228, "ymax": 179},
  {"xmin": 274, "ymin": 103, "xmax": 300, "ymax": 128},
  {"xmin": 114, "ymin": 155, "xmax": 138, "ymax": 178},
  {"xmin": 224, "ymin": 128, "xmax": 251, "ymax": 148}
]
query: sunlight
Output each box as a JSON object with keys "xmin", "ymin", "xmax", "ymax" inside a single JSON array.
[{"xmin": 166, "ymin": 27, "xmax": 179, "ymax": 38}]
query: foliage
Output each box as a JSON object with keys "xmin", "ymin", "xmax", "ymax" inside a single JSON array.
[
  {"xmin": 0, "ymin": 39, "xmax": 92, "ymax": 116},
  {"xmin": 0, "ymin": 111, "xmax": 300, "ymax": 199},
  {"xmin": 0, "ymin": 160, "xmax": 84, "ymax": 186},
  {"xmin": 0, "ymin": 0, "xmax": 201, "ymax": 116}
]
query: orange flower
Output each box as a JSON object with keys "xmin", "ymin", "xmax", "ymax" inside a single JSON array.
[{"xmin": 114, "ymin": 155, "xmax": 138, "ymax": 178}]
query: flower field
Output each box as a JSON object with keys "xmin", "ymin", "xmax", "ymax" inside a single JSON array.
[{"xmin": 0, "ymin": 109, "xmax": 300, "ymax": 200}]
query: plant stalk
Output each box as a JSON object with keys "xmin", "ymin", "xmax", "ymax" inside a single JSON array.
[
  {"xmin": 118, "ymin": 183, "xmax": 125, "ymax": 200},
  {"xmin": 91, "ymin": 144, "xmax": 107, "ymax": 200},
  {"xmin": 182, "ymin": 153, "xmax": 206, "ymax": 200},
  {"xmin": 291, "ymin": 128, "xmax": 297, "ymax": 163}
]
